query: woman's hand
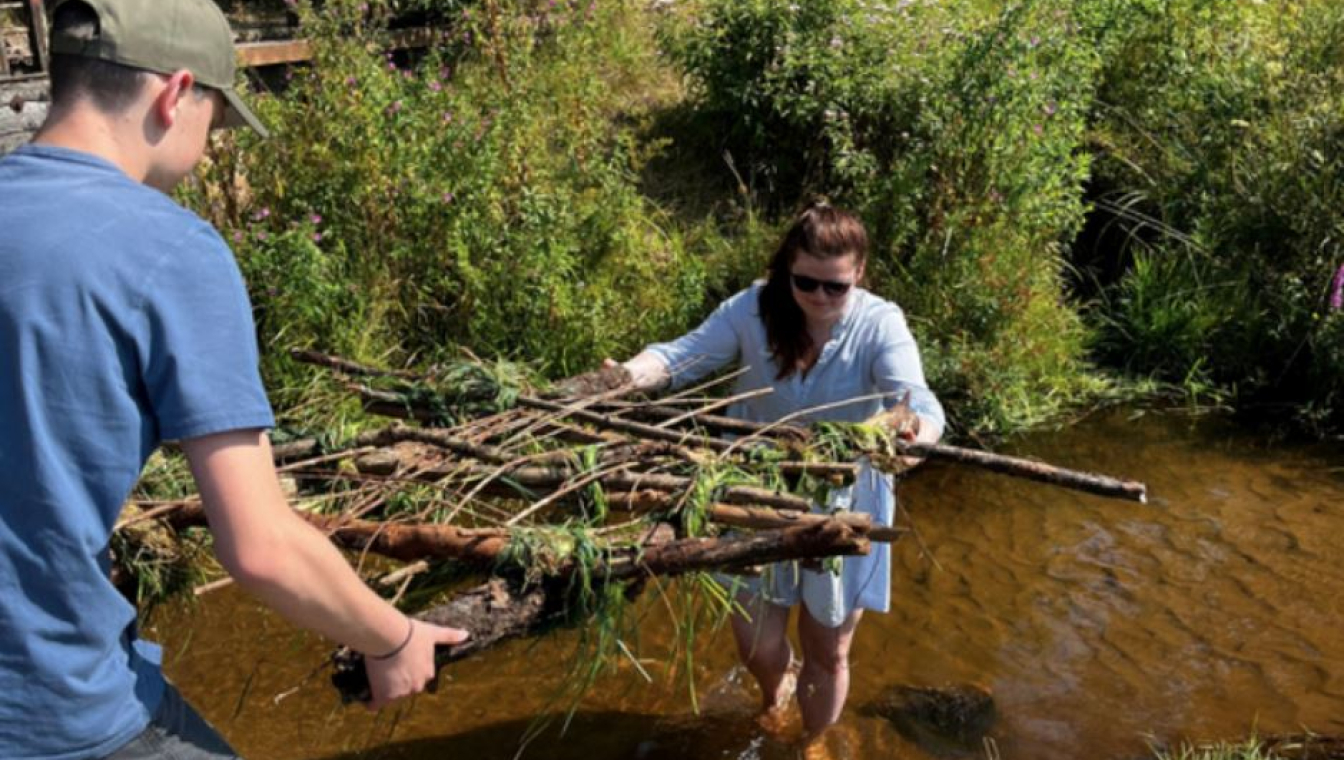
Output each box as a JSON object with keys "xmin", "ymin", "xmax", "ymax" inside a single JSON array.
[
  {"xmin": 867, "ymin": 394, "xmax": 926, "ymax": 469},
  {"xmin": 546, "ymin": 362, "xmax": 634, "ymax": 398}
]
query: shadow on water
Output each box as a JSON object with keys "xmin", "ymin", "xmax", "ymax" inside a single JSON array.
[{"xmin": 311, "ymin": 710, "xmax": 801, "ymax": 760}]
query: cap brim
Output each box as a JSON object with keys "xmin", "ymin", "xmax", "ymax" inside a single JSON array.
[{"xmin": 221, "ymin": 88, "xmax": 270, "ymax": 139}]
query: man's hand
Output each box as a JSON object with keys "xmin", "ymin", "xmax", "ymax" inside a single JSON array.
[{"xmin": 364, "ymin": 620, "xmax": 469, "ymax": 711}]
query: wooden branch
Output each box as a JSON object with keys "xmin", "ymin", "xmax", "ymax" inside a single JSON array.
[
  {"xmin": 895, "ymin": 441, "xmax": 1148, "ymax": 503},
  {"xmin": 518, "ymin": 396, "xmax": 738, "ymax": 451},
  {"xmin": 596, "ymin": 401, "xmax": 809, "ymax": 441},
  {"xmin": 298, "ymin": 350, "xmax": 1149, "ymax": 503},
  {"xmin": 353, "ymin": 449, "xmax": 816, "ymax": 513}
]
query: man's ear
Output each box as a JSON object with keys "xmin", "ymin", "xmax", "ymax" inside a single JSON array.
[{"xmin": 153, "ymin": 69, "xmax": 196, "ymax": 130}]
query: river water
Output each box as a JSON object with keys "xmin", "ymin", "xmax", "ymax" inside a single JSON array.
[{"xmin": 144, "ymin": 408, "xmax": 1344, "ymax": 759}]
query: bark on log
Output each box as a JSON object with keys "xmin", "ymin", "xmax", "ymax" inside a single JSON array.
[
  {"xmin": 330, "ymin": 577, "xmax": 557, "ymax": 703},
  {"xmin": 166, "ymin": 503, "xmax": 514, "ymax": 565},
  {"xmin": 706, "ymin": 504, "xmax": 904, "ymax": 543},
  {"xmin": 330, "ymin": 520, "xmax": 869, "ymax": 703}
]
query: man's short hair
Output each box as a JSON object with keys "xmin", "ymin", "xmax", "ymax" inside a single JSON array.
[{"xmin": 47, "ymin": 1, "xmax": 149, "ymax": 113}]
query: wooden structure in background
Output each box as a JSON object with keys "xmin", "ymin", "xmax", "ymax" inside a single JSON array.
[
  {"xmin": 0, "ymin": 0, "xmax": 49, "ymax": 79},
  {"xmin": 1, "ymin": 1, "xmax": 434, "ymax": 153}
]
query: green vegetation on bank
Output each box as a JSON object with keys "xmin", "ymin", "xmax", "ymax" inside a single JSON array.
[{"xmin": 179, "ymin": 0, "xmax": 1344, "ymax": 437}]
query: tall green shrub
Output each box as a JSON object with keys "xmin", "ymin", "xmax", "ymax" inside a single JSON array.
[
  {"xmin": 187, "ymin": 0, "xmax": 710, "ymax": 421},
  {"xmin": 1087, "ymin": 0, "xmax": 1344, "ymax": 426}
]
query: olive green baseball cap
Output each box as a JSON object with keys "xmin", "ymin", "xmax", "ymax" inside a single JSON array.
[{"xmin": 49, "ymin": 0, "xmax": 269, "ymax": 137}]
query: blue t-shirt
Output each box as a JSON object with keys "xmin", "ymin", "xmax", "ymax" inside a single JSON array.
[{"xmin": 0, "ymin": 145, "xmax": 275, "ymax": 759}]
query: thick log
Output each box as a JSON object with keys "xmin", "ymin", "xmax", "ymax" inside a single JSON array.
[
  {"xmin": 165, "ymin": 503, "xmax": 514, "ymax": 565},
  {"xmin": 706, "ymin": 504, "xmax": 904, "ymax": 543},
  {"xmin": 330, "ymin": 520, "xmax": 869, "ymax": 703},
  {"xmin": 612, "ymin": 519, "xmax": 868, "ymax": 579}
]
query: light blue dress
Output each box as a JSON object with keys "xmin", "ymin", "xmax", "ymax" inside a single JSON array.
[{"xmin": 644, "ymin": 282, "xmax": 944, "ymax": 627}]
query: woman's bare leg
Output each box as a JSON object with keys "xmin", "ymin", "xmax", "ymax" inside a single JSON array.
[
  {"xmin": 729, "ymin": 591, "xmax": 794, "ymax": 713},
  {"xmin": 796, "ymin": 608, "xmax": 862, "ymax": 740}
]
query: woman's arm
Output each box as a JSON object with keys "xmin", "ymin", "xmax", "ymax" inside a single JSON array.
[{"xmin": 624, "ymin": 289, "xmax": 750, "ymax": 390}]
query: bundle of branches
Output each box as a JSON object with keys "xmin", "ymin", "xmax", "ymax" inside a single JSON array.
[{"xmin": 117, "ymin": 349, "xmax": 1147, "ymax": 706}]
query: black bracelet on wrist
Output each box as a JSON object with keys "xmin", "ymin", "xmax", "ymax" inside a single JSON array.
[{"xmin": 369, "ymin": 617, "xmax": 415, "ymax": 661}]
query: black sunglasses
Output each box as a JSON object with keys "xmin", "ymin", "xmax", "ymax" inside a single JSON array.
[{"xmin": 791, "ymin": 273, "xmax": 854, "ymax": 296}]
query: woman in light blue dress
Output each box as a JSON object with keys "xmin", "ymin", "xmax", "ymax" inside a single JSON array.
[{"xmin": 612, "ymin": 203, "xmax": 945, "ymax": 741}]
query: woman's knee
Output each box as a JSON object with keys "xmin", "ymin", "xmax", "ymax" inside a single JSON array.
[
  {"xmin": 798, "ymin": 610, "xmax": 861, "ymax": 675},
  {"xmin": 802, "ymin": 644, "xmax": 850, "ymax": 676}
]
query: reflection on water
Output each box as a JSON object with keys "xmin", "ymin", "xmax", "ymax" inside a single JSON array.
[{"xmin": 144, "ymin": 409, "xmax": 1344, "ymax": 759}]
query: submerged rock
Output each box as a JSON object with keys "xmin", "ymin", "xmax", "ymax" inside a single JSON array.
[{"xmin": 859, "ymin": 683, "xmax": 997, "ymax": 757}]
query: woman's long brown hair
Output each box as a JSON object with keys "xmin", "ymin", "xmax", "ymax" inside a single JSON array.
[{"xmin": 759, "ymin": 203, "xmax": 869, "ymax": 380}]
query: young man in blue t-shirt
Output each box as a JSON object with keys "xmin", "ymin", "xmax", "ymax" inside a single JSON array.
[{"xmin": 0, "ymin": 1, "xmax": 468, "ymax": 757}]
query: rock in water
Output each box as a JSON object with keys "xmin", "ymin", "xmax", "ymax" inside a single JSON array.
[{"xmin": 860, "ymin": 683, "xmax": 996, "ymax": 757}]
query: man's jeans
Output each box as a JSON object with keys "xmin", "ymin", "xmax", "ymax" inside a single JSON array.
[{"xmin": 104, "ymin": 683, "xmax": 241, "ymax": 760}]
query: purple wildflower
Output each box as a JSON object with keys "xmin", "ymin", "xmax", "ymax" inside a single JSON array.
[
  {"xmin": 253, "ymin": 207, "xmax": 270, "ymax": 221},
  {"xmin": 443, "ymin": 191, "xmax": 455, "ymax": 204},
  {"xmin": 310, "ymin": 213, "xmax": 322, "ymax": 225},
  {"xmin": 346, "ymin": 76, "xmax": 358, "ymax": 87},
  {"xmin": 429, "ymin": 80, "xmax": 442, "ymax": 92},
  {"xmin": 232, "ymin": 231, "xmax": 244, "ymax": 243},
  {"xmin": 312, "ymin": 232, "xmax": 323, "ymax": 243},
  {"xmin": 1331, "ymin": 263, "xmax": 1344, "ymax": 311},
  {"xmin": 386, "ymin": 100, "xmax": 403, "ymax": 116}
]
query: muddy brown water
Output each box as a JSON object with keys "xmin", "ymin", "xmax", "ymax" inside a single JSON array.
[{"xmin": 143, "ymin": 409, "xmax": 1344, "ymax": 759}]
